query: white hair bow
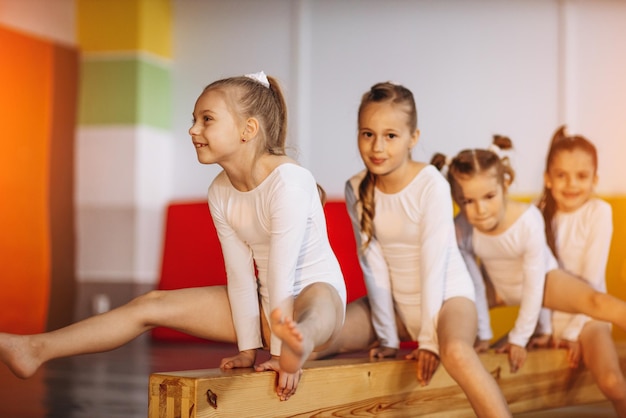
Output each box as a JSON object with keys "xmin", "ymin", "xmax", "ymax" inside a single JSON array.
[
  {"xmin": 488, "ymin": 143, "xmax": 508, "ymax": 160},
  {"xmin": 440, "ymin": 155, "xmax": 453, "ymax": 177},
  {"xmin": 244, "ymin": 71, "xmax": 270, "ymax": 88}
]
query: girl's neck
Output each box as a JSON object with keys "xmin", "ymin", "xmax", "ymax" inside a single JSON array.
[
  {"xmin": 223, "ymin": 154, "xmax": 293, "ymax": 192},
  {"xmin": 375, "ymin": 160, "xmax": 426, "ymax": 194},
  {"xmin": 485, "ymin": 198, "xmax": 529, "ymax": 236},
  {"xmin": 557, "ymin": 197, "xmax": 591, "ymax": 214}
]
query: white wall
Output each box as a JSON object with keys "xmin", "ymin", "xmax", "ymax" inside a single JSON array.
[
  {"xmin": 172, "ymin": 0, "xmax": 626, "ymax": 201},
  {"xmin": 171, "ymin": 0, "xmax": 294, "ymax": 199},
  {"xmin": 562, "ymin": 1, "xmax": 626, "ymax": 194},
  {"xmin": 4, "ymin": 0, "xmax": 624, "ymax": 286}
]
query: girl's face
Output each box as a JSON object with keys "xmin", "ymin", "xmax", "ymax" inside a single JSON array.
[
  {"xmin": 357, "ymin": 102, "xmax": 418, "ymax": 183},
  {"xmin": 189, "ymin": 90, "xmax": 242, "ymax": 165},
  {"xmin": 545, "ymin": 148, "xmax": 597, "ymax": 213},
  {"xmin": 455, "ymin": 170, "xmax": 507, "ymax": 234}
]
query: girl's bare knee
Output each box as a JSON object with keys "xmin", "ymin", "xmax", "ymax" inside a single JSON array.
[
  {"xmin": 130, "ymin": 289, "xmax": 164, "ymax": 305},
  {"xmin": 596, "ymin": 371, "xmax": 626, "ymax": 401},
  {"xmin": 440, "ymin": 338, "xmax": 473, "ymax": 369}
]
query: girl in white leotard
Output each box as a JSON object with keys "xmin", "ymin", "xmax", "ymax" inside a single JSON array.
[
  {"xmin": 311, "ymin": 82, "xmax": 511, "ymax": 418},
  {"xmin": 438, "ymin": 134, "xmax": 626, "ymax": 379},
  {"xmin": 0, "ymin": 72, "xmax": 346, "ymax": 402},
  {"xmin": 538, "ymin": 126, "xmax": 626, "ymax": 416}
]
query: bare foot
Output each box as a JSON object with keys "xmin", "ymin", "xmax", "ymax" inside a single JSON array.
[
  {"xmin": 0, "ymin": 333, "xmax": 42, "ymax": 378},
  {"xmin": 270, "ymin": 309, "xmax": 311, "ymax": 373}
]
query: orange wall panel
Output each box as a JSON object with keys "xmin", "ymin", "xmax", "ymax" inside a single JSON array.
[{"xmin": 0, "ymin": 25, "xmax": 52, "ymax": 333}]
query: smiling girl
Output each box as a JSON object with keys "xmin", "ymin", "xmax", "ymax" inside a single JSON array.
[
  {"xmin": 310, "ymin": 82, "xmax": 511, "ymax": 418},
  {"xmin": 439, "ymin": 135, "xmax": 626, "ymax": 377},
  {"xmin": 538, "ymin": 126, "xmax": 626, "ymax": 416},
  {"xmin": 0, "ymin": 72, "xmax": 346, "ymax": 402}
]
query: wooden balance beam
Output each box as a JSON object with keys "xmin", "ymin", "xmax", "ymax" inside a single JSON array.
[{"xmin": 149, "ymin": 342, "xmax": 626, "ymax": 417}]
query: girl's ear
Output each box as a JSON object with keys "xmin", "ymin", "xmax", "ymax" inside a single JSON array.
[
  {"xmin": 593, "ymin": 173, "xmax": 599, "ymax": 188},
  {"xmin": 502, "ymin": 176, "xmax": 512, "ymax": 193},
  {"xmin": 409, "ymin": 129, "xmax": 420, "ymax": 149},
  {"xmin": 242, "ymin": 117, "xmax": 259, "ymax": 141}
]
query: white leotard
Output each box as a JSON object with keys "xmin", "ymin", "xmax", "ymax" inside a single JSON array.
[
  {"xmin": 457, "ymin": 205, "xmax": 558, "ymax": 347},
  {"xmin": 208, "ymin": 163, "xmax": 347, "ymax": 356},
  {"xmin": 346, "ymin": 165, "xmax": 475, "ymax": 355},
  {"xmin": 551, "ymin": 198, "xmax": 612, "ymax": 340}
]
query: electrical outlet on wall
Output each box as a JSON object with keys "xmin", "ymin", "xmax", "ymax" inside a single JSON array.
[{"xmin": 92, "ymin": 293, "xmax": 111, "ymax": 315}]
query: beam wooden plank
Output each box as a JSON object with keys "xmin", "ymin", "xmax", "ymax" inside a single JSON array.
[{"xmin": 148, "ymin": 343, "xmax": 626, "ymax": 417}]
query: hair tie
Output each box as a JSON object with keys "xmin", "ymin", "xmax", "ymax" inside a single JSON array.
[
  {"xmin": 488, "ymin": 143, "xmax": 508, "ymax": 160},
  {"xmin": 440, "ymin": 155, "xmax": 453, "ymax": 177},
  {"xmin": 244, "ymin": 71, "xmax": 270, "ymax": 88}
]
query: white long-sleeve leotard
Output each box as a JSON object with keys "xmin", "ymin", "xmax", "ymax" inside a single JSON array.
[
  {"xmin": 346, "ymin": 166, "xmax": 475, "ymax": 355},
  {"xmin": 208, "ymin": 163, "xmax": 347, "ymax": 357},
  {"xmin": 458, "ymin": 205, "xmax": 558, "ymax": 347},
  {"xmin": 552, "ymin": 198, "xmax": 612, "ymax": 341}
]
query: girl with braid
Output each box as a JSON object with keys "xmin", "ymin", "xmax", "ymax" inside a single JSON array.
[
  {"xmin": 310, "ymin": 82, "xmax": 511, "ymax": 418},
  {"xmin": 539, "ymin": 126, "xmax": 626, "ymax": 416}
]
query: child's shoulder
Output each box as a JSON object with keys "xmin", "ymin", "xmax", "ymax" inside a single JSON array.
[
  {"xmin": 416, "ymin": 163, "xmax": 443, "ymax": 182},
  {"xmin": 270, "ymin": 163, "xmax": 317, "ymax": 191},
  {"xmin": 556, "ymin": 198, "xmax": 612, "ymax": 229},
  {"xmin": 580, "ymin": 197, "xmax": 612, "ymax": 217},
  {"xmin": 273, "ymin": 161, "xmax": 308, "ymax": 176}
]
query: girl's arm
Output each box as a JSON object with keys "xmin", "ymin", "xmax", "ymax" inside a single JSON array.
[
  {"xmin": 509, "ymin": 209, "xmax": 547, "ymax": 348},
  {"xmin": 417, "ymin": 176, "xmax": 455, "ymax": 356},
  {"xmin": 345, "ymin": 181, "xmax": 399, "ymax": 349},
  {"xmin": 209, "ymin": 186, "xmax": 262, "ymax": 354},
  {"xmin": 455, "ymin": 212, "xmax": 493, "ymax": 343},
  {"xmin": 560, "ymin": 201, "xmax": 613, "ymax": 341}
]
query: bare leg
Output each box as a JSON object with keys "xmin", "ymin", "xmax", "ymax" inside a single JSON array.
[
  {"xmin": 579, "ymin": 321, "xmax": 626, "ymax": 417},
  {"xmin": 438, "ymin": 297, "xmax": 511, "ymax": 418},
  {"xmin": 271, "ymin": 283, "xmax": 344, "ymax": 373},
  {"xmin": 0, "ymin": 286, "xmax": 236, "ymax": 378},
  {"xmin": 544, "ymin": 269, "xmax": 626, "ymax": 332},
  {"xmin": 306, "ymin": 296, "xmax": 377, "ymax": 360}
]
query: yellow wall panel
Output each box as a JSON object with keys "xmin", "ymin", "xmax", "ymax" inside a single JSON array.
[
  {"xmin": 139, "ymin": 0, "xmax": 172, "ymax": 58},
  {"xmin": 77, "ymin": 0, "xmax": 171, "ymax": 57},
  {"xmin": 77, "ymin": 0, "xmax": 140, "ymax": 51}
]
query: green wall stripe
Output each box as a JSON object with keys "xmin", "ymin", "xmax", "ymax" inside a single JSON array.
[
  {"xmin": 138, "ymin": 60, "xmax": 172, "ymax": 130},
  {"xmin": 79, "ymin": 57, "xmax": 171, "ymax": 129}
]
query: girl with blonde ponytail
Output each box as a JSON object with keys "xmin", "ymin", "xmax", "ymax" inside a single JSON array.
[{"xmin": 0, "ymin": 72, "xmax": 347, "ymax": 402}]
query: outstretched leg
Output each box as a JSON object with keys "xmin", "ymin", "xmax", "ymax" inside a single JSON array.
[
  {"xmin": 438, "ymin": 297, "xmax": 511, "ymax": 418},
  {"xmin": 271, "ymin": 282, "xmax": 344, "ymax": 373},
  {"xmin": 0, "ymin": 286, "xmax": 236, "ymax": 378},
  {"xmin": 544, "ymin": 269, "xmax": 626, "ymax": 332},
  {"xmin": 579, "ymin": 321, "xmax": 626, "ymax": 417}
]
